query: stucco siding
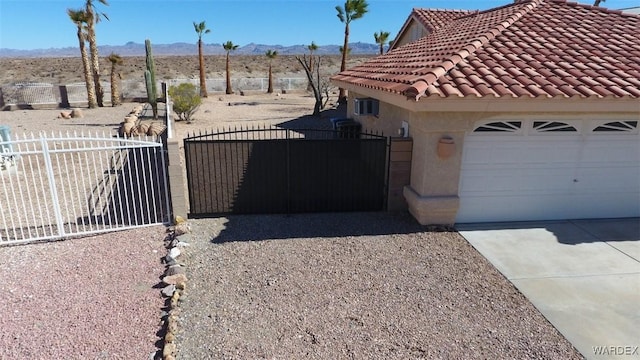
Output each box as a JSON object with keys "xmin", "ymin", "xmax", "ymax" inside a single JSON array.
[
  {"xmin": 349, "ymin": 91, "xmax": 410, "ymax": 136},
  {"xmin": 351, "ymin": 96, "xmax": 639, "ymax": 224}
]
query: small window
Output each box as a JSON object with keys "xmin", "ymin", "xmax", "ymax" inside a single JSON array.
[
  {"xmin": 474, "ymin": 121, "xmax": 522, "ymax": 133},
  {"xmin": 533, "ymin": 121, "xmax": 577, "ymax": 132},
  {"xmin": 593, "ymin": 121, "xmax": 638, "ymax": 132},
  {"xmin": 354, "ymin": 98, "xmax": 379, "ymax": 116}
]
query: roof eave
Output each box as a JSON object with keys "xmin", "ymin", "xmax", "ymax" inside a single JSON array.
[{"xmin": 335, "ymin": 80, "xmax": 640, "ymax": 114}]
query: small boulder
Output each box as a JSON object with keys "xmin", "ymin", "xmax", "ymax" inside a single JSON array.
[
  {"xmin": 71, "ymin": 108, "xmax": 84, "ymax": 118},
  {"xmin": 124, "ymin": 115, "xmax": 137, "ymax": 123},
  {"xmin": 161, "ymin": 284, "xmax": 176, "ymax": 297},
  {"xmin": 168, "ymin": 247, "xmax": 181, "ymax": 260},
  {"xmin": 162, "ymin": 273, "xmax": 188, "ymax": 286},
  {"xmin": 147, "ymin": 123, "xmax": 166, "ymax": 136},
  {"xmin": 165, "ymin": 264, "xmax": 185, "ymax": 276}
]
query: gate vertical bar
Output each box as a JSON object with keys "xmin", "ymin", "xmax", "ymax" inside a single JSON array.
[
  {"xmin": 286, "ymin": 128, "xmax": 291, "ymax": 214},
  {"xmin": 40, "ymin": 135, "xmax": 65, "ymax": 238}
]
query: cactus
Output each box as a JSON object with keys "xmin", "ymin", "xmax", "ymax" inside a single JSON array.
[{"xmin": 145, "ymin": 39, "xmax": 158, "ymax": 119}]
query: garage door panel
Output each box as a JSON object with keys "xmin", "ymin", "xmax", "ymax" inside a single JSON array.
[
  {"xmin": 463, "ymin": 143, "xmax": 527, "ymax": 165},
  {"xmin": 457, "ymin": 129, "xmax": 640, "ymax": 223},
  {"xmin": 457, "ymin": 194, "xmax": 576, "ymax": 222},
  {"xmin": 570, "ymin": 193, "xmax": 640, "ymax": 219},
  {"xmin": 520, "ymin": 173, "xmax": 573, "ymax": 192},
  {"xmin": 575, "ymin": 167, "xmax": 639, "ymax": 190},
  {"xmin": 459, "ymin": 172, "xmax": 522, "ymax": 193}
]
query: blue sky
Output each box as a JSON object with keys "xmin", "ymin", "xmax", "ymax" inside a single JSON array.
[{"xmin": 1, "ymin": 0, "xmax": 638, "ymax": 50}]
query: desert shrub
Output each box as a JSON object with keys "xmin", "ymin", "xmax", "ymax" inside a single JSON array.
[{"xmin": 168, "ymin": 83, "xmax": 201, "ymax": 121}]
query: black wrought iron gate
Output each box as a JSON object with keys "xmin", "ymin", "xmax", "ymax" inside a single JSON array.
[{"xmin": 184, "ymin": 127, "xmax": 388, "ymax": 217}]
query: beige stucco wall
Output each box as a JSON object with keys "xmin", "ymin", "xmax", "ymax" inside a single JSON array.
[
  {"xmin": 344, "ymin": 90, "xmax": 640, "ymax": 225},
  {"xmin": 393, "ymin": 21, "xmax": 428, "ymax": 49},
  {"xmin": 348, "ymin": 90, "xmax": 410, "ymax": 136}
]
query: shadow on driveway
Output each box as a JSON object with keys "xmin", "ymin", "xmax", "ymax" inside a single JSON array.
[{"xmin": 457, "ymin": 217, "xmax": 639, "ymax": 245}]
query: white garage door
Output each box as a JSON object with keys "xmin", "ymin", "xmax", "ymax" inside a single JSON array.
[{"xmin": 456, "ymin": 120, "xmax": 640, "ymax": 223}]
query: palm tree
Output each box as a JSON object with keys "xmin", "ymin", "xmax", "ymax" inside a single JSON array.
[
  {"xmin": 107, "ymin": 53, "xmax": 123, "ymax": 106},
  {"xmin": 335, "ymin": 0, "xmax": 368, "ymax": 102},
  {"xmin": 67, "ymin": 8, "xmax": 97, "ymax": 108},
  {"xmin": 85, "ymin": 0, "xmax": 109, "ymax": 107},
  {"xmin": 374, "ymin": 30, "xmax": 390, "ymax": 55},
  {"xmin": 223, "ymin": 41, "xmax": 239, "ymax": 94},
  {"xmin": 193, "ymin": 21, "xmax": 211, "ymax": 98},
  {"xmin": 265, "ymin": 50, "xmax": 278, "ymax": 94}
]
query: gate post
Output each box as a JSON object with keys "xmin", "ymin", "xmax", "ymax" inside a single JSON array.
[
  {"xmin": 166, "ymin": 139, "xmax": 187, "ymax": 223},
  {"xmin": 387, "ymin": 137, "xmax": 412, "ymax": 212}
]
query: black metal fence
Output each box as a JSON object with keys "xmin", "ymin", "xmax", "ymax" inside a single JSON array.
[{"xmin": 184, "ymin": 127, "xmax": 388, "ymax": 216}]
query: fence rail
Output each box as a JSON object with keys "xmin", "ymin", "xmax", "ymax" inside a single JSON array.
[
  {"xmin": 0, "ymin": 131, "xmax": 170, "ymax": 245},
  {"xmin": 0, "ymin": 77, "xmax": 307, "ymax": 109}
]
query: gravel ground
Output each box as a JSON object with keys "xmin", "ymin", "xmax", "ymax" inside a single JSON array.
[
  {"xmin": 0, "ymin": 226, "xmax": 167, "ymax": 359},
  {"xmin": 176, "ymin": 212, "xmax": 583, "ymax": 359}
]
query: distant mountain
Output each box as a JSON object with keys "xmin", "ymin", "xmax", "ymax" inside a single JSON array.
[{"xmin": 0, "ymin": 42, "xmax": 380, "ymax": 58}]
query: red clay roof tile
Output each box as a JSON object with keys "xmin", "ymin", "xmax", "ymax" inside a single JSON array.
[{"xmin": 332, "ymin": 0, "xmax": 640, "ymax": 100}]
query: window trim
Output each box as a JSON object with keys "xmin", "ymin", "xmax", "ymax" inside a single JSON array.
[{"xmin": 354, "ymin": 98, "xmax": 379, "ymax": 116}]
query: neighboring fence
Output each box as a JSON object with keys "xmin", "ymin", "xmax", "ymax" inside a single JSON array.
[
  {"xmin": 0, "ymin": 77, "xmax": 307, "ymax": 109},
  {"xmin": 0, "ymin": 131, "xmax": 170, "ymax": 245},
  {"xmin": 1, "ymin": 82, "xmax": 113, "ymax": 109},
  {"xmin": 165, "ymin": 77, "xmax": 307, "ymax": 94},
  {"xmin": 184, "ymin": 126, "xmax": 389, "ymax": 216}
]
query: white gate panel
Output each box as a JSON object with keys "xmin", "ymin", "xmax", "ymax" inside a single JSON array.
[{"xmin": 0, "ymin": 132, "xmax": 170, "ymax": 245}]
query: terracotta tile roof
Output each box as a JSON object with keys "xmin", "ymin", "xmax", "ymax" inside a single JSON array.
[
  {"xmin": 332, "ymin": 0, "xmax": 640, "ymax": 100},
  {"xmin": 388, "ymin": 8, "xmax": 472, "ymax": 50},
  {"xmin": 411, "ymin": 8, "xmax": 472, "ymax": 32}
]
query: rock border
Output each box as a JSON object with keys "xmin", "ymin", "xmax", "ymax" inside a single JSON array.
[{"xmin": 159, "ymin": 216, "xmax": 190, "ymax": 360}]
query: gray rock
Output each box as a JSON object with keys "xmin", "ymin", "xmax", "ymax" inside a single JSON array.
[
  {"xmin": 162, "ymin": 284, "xmax": 176, "ymax": 297},
  {"xmin": 176, "ymin": 233, "xmax": 191, "ymax": 244},
  {"xmin": 165, "ymin": 264, "xmax": 185, "ymax": 276},
  {"xmin": 168, "ymin": 247, "xmax": 181, "ymax": 260}
]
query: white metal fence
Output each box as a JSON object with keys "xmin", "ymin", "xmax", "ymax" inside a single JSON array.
[{"xmin": 0, "ymin": 131, "xmax": 170, "ymax": 245}]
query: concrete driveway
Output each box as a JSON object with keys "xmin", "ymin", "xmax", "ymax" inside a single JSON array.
[{"xmin": 457, "ymin": 218, "xmax": 639, "ymax": 360}]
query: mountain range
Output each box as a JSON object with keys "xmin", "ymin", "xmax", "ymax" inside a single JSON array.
[{"xmin": 0, "ymin": 41, "xmax": 381, "ymax": 58}]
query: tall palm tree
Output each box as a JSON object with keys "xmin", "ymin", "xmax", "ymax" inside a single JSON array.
[
  {"xmin": 193, "ymin": 21, "xmax": 211, "ymax": 98},
  {"xmin": 223, "ymin": 41, "xmax": 239, "ymax": 94},
  {"xmin": 67, "ymin": 8, "xmax": 97, "ymax": 108},
  {"xmin": 374, "ymin": 30, "xmax": 390, "ymax": 55},
  {"xmin": 265, "ymin": 50, "xmax": 278, "ymax": 94},
  {"xmin": 107, "ymin": 53, "xmax": 123, "ymax": 106},
  {"xmin": 85, "ymin": 0, "xmax": 109, "ymax": 107},
  {"xmin": 335, "ymin": 0, "xmax": 368, "ymax": 102}
]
